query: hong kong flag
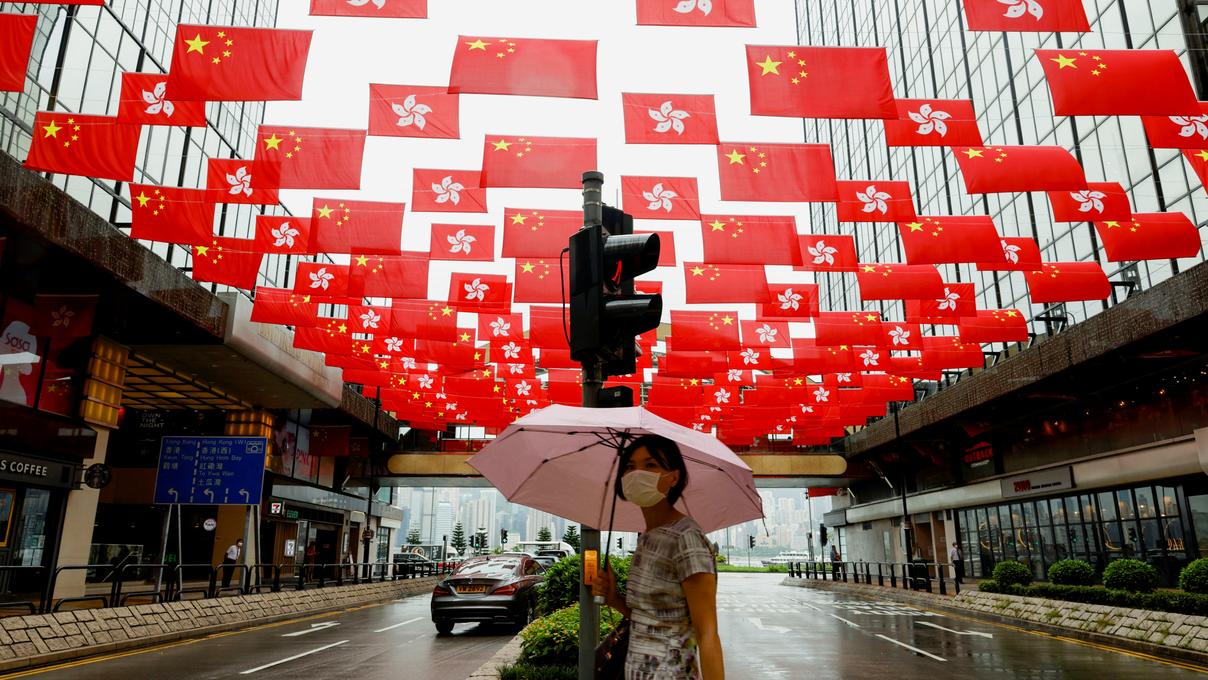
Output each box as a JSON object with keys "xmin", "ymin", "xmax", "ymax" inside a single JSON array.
[
  {"xmin": 796, "ymin": 234, "xmax": 857, "ymax": 272},
  {"xmin": 1048, "ymin": 182, "xmax": 1132, "ymax": 222},
  {"xmin": 670, "ymin": 311, "xmax": 741, "ymax": 351},
  {"xmin": 622, "ymin": 93, "xmax": 720, "ymax": 144},
  {"xmin": 25, "ymin": 113, "xmax": 141, "ymax": 181},
  {"xmin": 128, "ymin": 185, "xmax": 215, "ymax": 246},
  {"xmin": 836, "ymin": 181, "xmax": 916, "ymax": 222},
  {"xmin": 117, "ymin": 72, "xmax": 207, "ymax": 127},
  {"xmin": 448, "ymin": 272, "xmax": 511, "ymax": 311},
  {"xmin": 716, "ymin": 142, "xmax": 836, "ymax": 202},
  {"xmin": 855, "ymin": 263, "xmax": 946, "ymax": 300},
  {"xmin": 1094, "ymin": 213, "xmax": 1202, "ymax": 262},
  {"xmin": 621, "ymin": 176, "xmax": 700, "ymax": 220},
  {"xmin": 310, "ymin": 0, "xmax": 426, "ymax": 17},
  {"xmin": 32, "ymin": 294, "xmax": 98, "ymax": 340},
  {"xmin": 294, "ymin": 262, "xmax": 350, "ymax": 299},
  {"xmin": 905, "ymin": 282, "xmax": 977, "ymax": 322},
  {"xmin": 502, "ymin": 208, "xmax": 582, "ymax": 258},
  {"xmin": 481, "ymin": 136, "xmax": 596, "ymax": 189},
  {"xmin": 885, "ymin": 99, "xmax": 983, "ymax": 147},
  {"xmin": 700, "ymin": 215, "xmax": 801, "ymax": 265},
  {"xmin": 207, "ymin": 158, "xmax": 280, "ymax": 205},
  {"xmin": 412, "ymin": 169, "xmax": 487, "ymax": 213},
  {"xmin": 168, "ymin": 25, "xmax": 311, "ymax": 101},
  {"xmin": 512, "ymin": 259, "xmax": 567, "ymax": 304},
  {"xmin": 309, "ymin": 199, "xmax": 404, "ymax": 255},
  {"xmin": 1036, "ymin": 49, "xmax": 1200, "ymax": 116},
  {"xmin": 1024, "ymin": 262, "xmax": 1111, "ymax": 303},
  {"xmin": 745, "ymin": 45, "xmax": 897, "ymax": 119},
  {"xmin": 1142, "ymin": 104, "xmax": 1208, "ymax": 148},
  {"xmin": 683, "ymin": 263, "xmax": 771, "ymax": 303},
  {"xmin": 741, "ymin": 319, "xmax": 790, "ymax": 349},
  {"xmin": 976, "ymin": 236, "xmax": 1043, "ymax": 272},
  {"xmin": 250, "ymin": 287, "xmax": 319, "ymax": 326},
  {"xmin": 449, "ymin": 36, "xmax": 597, "ymax": 99},
  {"xmin": 0, "ymin": 14, "xmax": 36, "ymax": 92},
  {"xmin": 253, "ymin": 215, "xmax": 312, "ymax": 255},
  {"xmin": 636, "ymin": 0, "xmax": 756, "ymax": 27},
  {"xmin": 368, "ymin": 84, "xmax": 459, "ymax": 139},
  {"xmin": 255, "ymin": 126, "xmax": 366, "ymax": 190},
  {"xmin": 191, "ymin": 238, "xmax": 263, "ymax": 290},
  {"xmin": 962, "ymin": 0, "xmax": 1089, "ymax": 32},
  {"xmin": 881, "ymin": 322, "xmax": 923, "ymax": 351},
  {"xmin": 430, "ymin": 224, "xmax": 494, "ymax": 262},
  {"xmin": 760, "ymin": 284, "xmax": 820, "ymax": 319},
  {"xmin": 954, "ymin": 146, "xmax": 1086, "ymax": 193},
  {"xmin": 348, "ymin": 253, "xmax": 430, "ymax": 299},
  {"xmin": 898, "ymin": 216, "xmax": 1001, "ymax": 264},
  {"xmin": 958, "ymin": 309, "xmax": 1029, "ymax": 344}
]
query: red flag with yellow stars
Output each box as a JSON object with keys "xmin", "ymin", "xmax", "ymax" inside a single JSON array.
[
  {"xmin": 255, "ymin": 125, "xmax": 366, "ymax": 189},
  {"xmin": 253, "ymin": 215, "xmax": 313, "ymax": 255},
  {"xmin": 898, "ymin": 216, "xmax": 1001, "ymax": 264},
  {"xmin": 1023, "ymin": 262, "xmax": 1111, "ymax": 303},
  {"xmin": 411, "ymin": 168, "xmax": 487, "ymax": 213},
  {"xmin": 347, "ymin": 252, "xmax": 430, "ymax": 298},
  {"xmin": 854, "ymin": 263, "xmax": 946, "ymax": 301},
  {"xmin": 622, "ymin": 93, "xmax": 720, "ymax": 144},
  {"xmin": 958, "ymin": 310, "xmax": 1029, "ymax": 344},
  {"xmin": 699, "ymin": 215, "xmax": 801, "ymax": 265},
  {"xmin": 621, "ymin": 176, "xmax": 701, "ymax": 220},
  {"xmin": 310, "ymin": 0, "xmax": 426, "ymax": 18},
  {"xmin": 1181, "ymin": 148, "xmax": 1208, "ymax": 189},
  {"xmin": 368, "ymin": 83, "xmax": 459, "ymax": 139},
  {"xmin": 250, "ymin": 287, "xmax": 318, "ymax": 327},
  {"xmin": 1047, "ymin": 182, "xmax": 1132, "ymax": 222},
  {"xmin": 167, "ymin": 25, "xmax": 311, "ymax": 101},
  {"xmin": 636, "ymin": 0, "xmax": 755, "ymax": 26},
  {"xmin": 921, "ymin": 336, "xmax": 985, "ymax": 371},
  {"xmin": 836, "ymin": 181, "xmax": 916, "ymax": 222},
  {"xmin": 190, "ymin": 237, "xmax": 263, "ymax": 290},
  {"xmin": 309, "ymin": 199, "xmax": 404, "ymax": 254},
  {"xmin": 127, "ymin": 184, "xmax": 216, "ymax": 246},
  {"xmin": 670, "ymin": 311, "xmax": 741, "ymax": 351},
  {"xmin": 25, "ymin": 112, "xmax": 141, "ymax": 181},
  {"xmin": 481, "ymin": 135, "xmax": 597, "ymax": 189},
  {"xmin": 885, "ymin": 98, "xmax": 983, "ymax": 147},
  {"xmin": 760, "ymin": 284, "xmax": 820, "ymax": 319},
  {"xmin": 512, "ymin": 259, "xmax": 567, "ymax": 304},
  {"xmin": 430, "ymin": 224, "xmax": 494, "ymax": 262},
  {"xmin": 962, "ymin": 0, "xmax": 1089, "ymax": 32},
  {"xmin": 813, "ymin": 311, "xmax": 884, "ymax": 347},
  {"xmin": 1035, "ymin": 49, "xmax": 1200, "ymax": 116},
  {"xmin": 0, "ymin": 13, "xmax": 36, "ymax": 92},
  {"xmin": 501, "ymin": 208, "xmax": 582, "ymax": 257},
  {"xmin": 294, "ymin": 322, "xmax": 353, "ymax": 356},
  {"xmin": 207, "ymin": 158, "xmax": 281, "ymax": 205},
  {"xmin": 1142, "ymin": 103, "xmax": 1208, "ymax": 149},
  {"xmin": 975, "ymin": 236, "xmax": 1043, "ymax": 272},
  {"xmin": 293, "ymin": 262, "xmax": 350, "ymax": 299},
  {"xmin": 905, "ymin": 283, "xmax": 976, "ymax": 323},
  {"xmin": 745, "ymin": 45, "xmax": 897, "ymax": 119},
  {"xmin": 117, "ymin": 72, "xmax": 207, "ymax": 127},
  {"xmin": 1093, "ymin": 213, "xmax": 1202, "ymax": 262},
  {"xmin": 390, "ymin": 300, "xmax": 457, "ymax": 342},
  {"xmin": 795, "ymin": 234, "xmax": 857, "ymax": 273},
  {"xmin": 449, "ymin": 36, "xmax": 597, "ymax": 99},
  {"xmin": 953, "ymin": 145, "xmax": 1086, "ymax": 193},
  {"xmin": 716, "ymin": 142, "xmax": 836, "ymax": 202},
  {"xmin": 683, "ymin": 263, "xmax": 771, "ymax": 303}
]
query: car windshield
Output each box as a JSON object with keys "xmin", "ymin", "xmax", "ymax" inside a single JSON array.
[{"xmin": 455, "ymin": 558, "xmax": 519, "ymax": 578}]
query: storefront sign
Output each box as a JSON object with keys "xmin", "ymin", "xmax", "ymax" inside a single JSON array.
[
  {"xmin": 0, "ymin": 452, "xmax": 76, "ymax": 488},
  {"xmin": 284, "ymin": 539, "xmax": 296, "ymax": 557},
  {"xmin": 1001, "ymin": 466, "xmax": 1074, "ymax": 499},
  {"xmin": 269, "ymin": 501, "xmax": 284, "ymax": 516}
]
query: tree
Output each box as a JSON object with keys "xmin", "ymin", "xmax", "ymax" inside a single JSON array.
[
  {"xmin": 537, "ymin": 526, "xmax": 553, "ymax": 542},
  {"xmin": 407, "ymin": 527, "xmax": 422, "ymax": 545},
  {"xmin": 562, "ymin": 525, "xmax": 581, "ymax": 551},
  {"xmin": 450, "ymin": 522, "xmax": 467, "ymax": 555}
]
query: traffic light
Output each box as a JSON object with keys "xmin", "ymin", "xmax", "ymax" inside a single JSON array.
[
  {"xmin": 617, "ymin": 537, "xmax": 623, "ymax": 550},
  {"xmin": 569, "ymin": 202, "xmax": 662, "ymax": 378},
  {"xmin": 819, "ymin": 523, "xmax": 828, "ymax": 547},
  {"xmin": 748, "ymin": 536, "xmax": 756, "ymax": 549},
  {"xmin": 501, "ymin": 528, "xmax": 509, "ymax": 544}
]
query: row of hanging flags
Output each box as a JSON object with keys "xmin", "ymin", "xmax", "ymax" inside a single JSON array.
[{"xmin": 1, "ymin": 0, "xmax": 1206, "ymax": 444}]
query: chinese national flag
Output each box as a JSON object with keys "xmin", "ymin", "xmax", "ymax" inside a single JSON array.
[
  {"xmin": 1094, "ymin": 213, "xmax": 1202, "ymax": 262},
  {"xmin": 836, "ymin": 181, "xmax": 916, "ymax": 222},
  {"xmin": 1142, "ymin": 103, "xmax": 1208, "ymax": 148},
  {"xmin": 885, "ymin": 98, "xmax": 983, "ymax": 147},
  {"xmin": 813, "ymin": 312, "xmax": 883, "ymax": 347},
  {"xmin": 1048, "ymin": 182, "xmax": 1132, "ymax": 222},
  {"xmin": 0, "ymin": 14, "xmax": 36, "ymax": 92},
  {"xmin": 412, "ymin": 168, "xmax": 487, "ymax": 213},
  {"xmin": 637, "ymin": 229, "xmax": 677, "ymax": 267},
  {"xmin": 855, "ymin": 263, "xmax": 945, "ymax": 300},
  {"xmin": 191, "ymin": 238, "xmax": 263, "ymax": 290},
  {"xmin": 746, "ymin": 45, "xmax": 897, "ymax": 119},
  {"xmin": 621, "ymin": 176, "xmax": 701, "ymax": 220},
  {"xmin": 250, "ymin": 287, "xmax": 319, "ymax": 326},
  {"xmin": 25, "ymin": 113, "xmax": 141, "ymax": 181},
  {"xmin": 622, "ymin": 93, "xmax": 719, "ymax": 144},
  {"xmin": 976, "ymin": 236, "xmax": 1043, "ymax": 272},
  {"xmin": 898, "ymin": 216, "xmax": 1001, "ymax": 264},
  {"xmin": 527, "ymin": 306, "xmax": 569, "ymax": 349},
  {"xmin": 294, "ymin": 324, "xmax": 352, "ymax": 356},
  {"xmin": 128, "ymin": 185, "xmax": 215, "ymax": 246},
  {"xmin": 513, "ymin": 259, "xmax": 567, "ymax": 304},
  {"xmin": 921, "ymin": 336, "xmax": 986, "ymax": 371},
  {"xmin": 32, "ymin": 294, "xmax": 97, "ymax": 340},
  {"xmin": 1036, "ymin": 49, "xmax": 1200, "ymax": 116},
  {"xmin": 448, "ymin": 273, "xmax": 511, "ymax": 311},
  {"xmin": 253, "ymin": 215, "xmax": 313, "ymax": 255},
  {"xmin": 905, "ymin": 283, "xmax": 976, "ymax": 323},
  {"xmin": 502, "ymin": 208, "xmax": 582, "ymax": 257},
  {"xmin": 716, "ymin": 142, "xmax": 836, "ymax": 202},
  {"xmin": 430, "ymin": 224, "xmax": 494, "ymax": 262},
  {"xmin": 761, "ymin": 284, "xmax": 820, "ymax": 319},
  {"xmin": 636, "ymin": 0, "xmax": 756, "ymax": 26},
  {"xmin": 481, "ymin": 136, "xmax": 596, "ymax": 189},
  {"xmin": 347, "ymin": 252, "xmax": 430, "ymax": 298},
  {"xmin": 207, "ymin": 158, "xmax": 280, "ymax": 205},
  {"xmin": 962, "ymin": 0, "xmax": 1089, "ymax": 32},
  {"xmin": 391, "ymin": 300, "xmax": 457, "ymax": 341},
  {"xmin": 117, "ymin": 72, "xmax": 207, "ymax": 127},
  {"xmin": 1181, "ymin": 149, "xmax": 1208, "ymax": 188},
  {"xmin": 1024, "ymin": 262, "xmax": 1111, "ymax": 303},
  {"xmin": 294, "ymin": 262, "xmax": 350, "ymax": 298},
  {"xmin": 788, "ymin": 342, "xmax": 857, "ymax": 374},
  {"xmin": 368, "ymin": 84, "xmax": 459, "ymax": 139},
  {"xmin": 958, "ymin": 310, "xmax": 1029, "ymax": 344},
  {"xmin": 255, "ymin": 126, "xmax": 365, "ymax": 190},
  {"xmin": 168, "ymin": 25, "xmax": 311, "ymax": 101},
  {"xmin": 449, "ymin": 36, "xmax": 597, "ymax": 99},
  {"xmin": 683, "ymin": 263, "xmax": 771, "ymax": 303},
  {"xmin": 795, "ymin": 234, "xmax": 857, "ymax": 272},
  {"xmin": 700, "ymin": 215, "xmax": 801, "ymax": 265},
  {"xmin": 309, "ymin": 199, "xmax": 404, "ymax": 255},
  {"xmin": 670, "ymin": 311, "xmax": 742, "ymax": 351},
  {"xmin": 310, "ymin": 0, "xmax": 426, "ymax": 17},
  {"xmin": 954, "ymin": 145, "xmax": 1086, "ymax": 193}
]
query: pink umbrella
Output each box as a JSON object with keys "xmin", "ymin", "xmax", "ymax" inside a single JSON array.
[{"xmin": 468, "ymin": 404, "xmax": 763, "ymax": 533}]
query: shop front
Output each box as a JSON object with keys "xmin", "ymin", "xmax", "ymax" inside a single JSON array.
[{"xmin": 0, "ymin": 449, "xmax": 79, "ymax": 597}]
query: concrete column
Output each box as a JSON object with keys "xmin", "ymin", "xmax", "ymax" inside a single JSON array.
[
  {"xmin": 1196, "ymin": 427, "xmax": 1208, "ymax": 476},
  {"xmin": 54, "ymin": 428, "xmax": 109, "ymax": 599}
]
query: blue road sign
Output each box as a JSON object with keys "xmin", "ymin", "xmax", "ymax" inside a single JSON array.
[{"xmin": 153, "ymin": 436, "xmax": 267, "ymax": 505}]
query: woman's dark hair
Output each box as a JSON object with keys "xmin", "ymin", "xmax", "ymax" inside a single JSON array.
[{"xmin": 614, "ymin": 434, "xmax": 689, "ymax": 505}]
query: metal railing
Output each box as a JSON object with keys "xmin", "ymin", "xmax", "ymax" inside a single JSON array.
[{"xmin": 786, "ymin": 560, "xmax": 961, "ymax": 596}]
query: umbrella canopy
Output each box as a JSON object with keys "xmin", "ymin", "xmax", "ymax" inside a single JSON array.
[{"xmin": 468, "ymin": 404, "xmax": 763, "ymax": 533}]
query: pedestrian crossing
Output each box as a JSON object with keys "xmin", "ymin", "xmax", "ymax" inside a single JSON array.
[{"xmin": 715, "ymin": 595, "xmax": 944, "ymax": 618}]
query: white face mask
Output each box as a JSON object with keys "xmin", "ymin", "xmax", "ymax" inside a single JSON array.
[{"xmin": 621, "ymin": 470, "xmax": 668, "ymax": 507}]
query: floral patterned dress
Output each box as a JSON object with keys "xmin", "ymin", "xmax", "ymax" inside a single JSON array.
[{"xmin": 624, "ymin": 516, "xmax": 717, "ymax": 680}]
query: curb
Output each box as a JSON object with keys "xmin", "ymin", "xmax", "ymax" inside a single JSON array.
[{"xmin": 466, "ymin": 628, "xmax": 525, "ymax": 679}]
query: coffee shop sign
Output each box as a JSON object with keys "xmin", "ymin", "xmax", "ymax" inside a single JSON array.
[{"xmin": 0, "ymin": 457, "xmax": 50, "ymax": 478}]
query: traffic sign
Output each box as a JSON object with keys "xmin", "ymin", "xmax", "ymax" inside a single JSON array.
[{"xmin": 153, "ymin": 436, "xmax": 267, "ymax": 505}]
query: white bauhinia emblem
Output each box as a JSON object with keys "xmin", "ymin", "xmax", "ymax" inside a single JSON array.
[
  {"xmin": 1001, "ymin": 240, "xmax": 1021, "ymax": 264},
  {"xmin": 889, "ymin": 326, "xmax": 911, "ymax": 346},
  {"xmin": 142, "ymin": 82, "xmax": 175, "ymax": 118},
  {"xmin": 692, "ymin": 423, "xmax": 705, "ymax": 431},
  {"xmin": 937, "ymin": 287, "xmax": 960, "ymax": 311},
  {"xmin": 714, "ymin": 388, "xmax": 731, "ymax": 404},
  {"xmin": 1070, "ymin": 189, "xmax": 1106, "ymax": 214},
  {"xmin": 860, "ymin": 349, "xmax": 880, "ymax": 367},
  {"xmin": 418, "ymin": 375, "xmax": 434, "ymax": 389},
  {"xmin": 836, "ymin": 373, "xmax": 852, "ymax": 383},
  {"xmin": 447, "ymin": 229, "xmax": 476, "ymax": 254},
  {"xmin": 502, "ymin": 342, "xmax": 521, "ymax": 359},
  {"xmin": 226, "ymin": 166, "xmax": 253, "ymax": 197},
  {"xmin": 808, "ymin": 240, "xmax": 838, "ymax": 266},
  {"xmin": 384, "ymin": 337, "xmax": 404, "ymax": 352},
  {"xmin": 347, "ymin": 0, "xmax": 388, "ymax": 8},
  {"xmin": 1171, "ymin": 114, "xmax": 1208, "ymax": 140},
  {"xmin": 813, "ymin": 387, "xmax": 830, "ymax": 403},
  {"xmin": 490, "ymin": 317, "xmax": 511, "ymax": 337},
  {"xmin": 515, "ymin": 381, "xmax": 532, "ymax": 396},
  {"xmin": 401, "ymin": 356, "xmax": 417, "ymax": 370},
  {"xmin": 643, "ymin": 183, "xmax": 678, "ymax": 213},
  {"xmin": 908, "ymin": 103, "xmax": 951, "ymax": 137},
  {"xmin": 464, "ymin": 278, "xmax": 489, "ymax": 301},
  {"xmin": 392, "ymin": 93, "xmax": 431, "ymax": 129},
  {"xmin": 51, "ymin": 306, "xmax": 74, "ymax": 328},
  {"xmin": 998, "ymin": 0, "xmax": 1044, "ymax": 20},
  {"xmin": 649, "ymin": 100, "xmax": 689, "ymax": 135},
  {"xmin": 359, "ymin": 310, "xmax": 382, "ymax": 330},
  {"xmin": 432, "ymin": 175, "xmax": 464, "ymax": 205},
  {"xmin": 272, "ymin": 222, "xmax": 300, "ymax": 248},
  {"xmin": 673, "ymin": 0, "xmax": 713, "ymax": 16},
  {"xmin": 727, "ymin": 369, "xmax": 743, "ymax": 382},
  {"xmin": 309, "ymin": 267, "xmax": 334, "ymax": 290},
  {"xmin": 740, "ymin": 348, "xmax": 760, "ymax": 365},
  {"xmin": 856, "ymin": 185, "xmax": 891, "ymax": 215},
  {"xmin": 508, "ymin": 363, "xmax": 525, "ymax": 375},
  {"xmin": 755, "ymin": 324, "xmax": 778, "ymax": 344},
  {"xmin": 777, "ymin": 288, "xmax": 803, "ymax": 311}
]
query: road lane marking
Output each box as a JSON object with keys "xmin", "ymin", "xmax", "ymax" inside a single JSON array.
[
  {"xmin": 282, "ymin": 621, "xmax": 341, "ymax": 637},
  {"xmin": 239, "ymin": 640, "xmax": 350, "ymax": 675},
  {"xmin": 916, "ymin": 621, "xmax": 993, "ymax": 638},
  {"xmin": 747, "ymin": 617, "xmax": 791, "ymax": 634},
  {"xmin": 374, "ymin": 617, "xmax": 423, "ymax": 633},
  {"xmin": 875, "ymin": 634, "xmax": 947, "ymax": 662},
  {"xmin": 827, "ymin": 613, "xmax": 861, "ymax": 628}
]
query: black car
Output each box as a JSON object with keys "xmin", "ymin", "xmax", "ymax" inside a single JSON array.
[{"xmin": 431, "ymin": 554, "xmax": 545, "ymax": 634}]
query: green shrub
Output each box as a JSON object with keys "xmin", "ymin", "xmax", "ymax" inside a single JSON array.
[
  {"xmin": 1047, "ymin": 559, "xmax": 1096, "ymax": 586},
  {"xmin": 519, "ymin": 604, "xmax": 623, "ymax": 666},
  {"xmin": 498, "ymin": 663, "xmax": 577, "ymax": 680},
  {"xmin": 537, "ymin": 555, "xmax": 630, "ymax": 616},
  {"xmin": 978, "ymin": 583, "xmax": 1208, "ymax": 617},
  {"xmin": 992, "ymin": 560, "xmax": 1033, "ymax": 587},
  {"xmin": 1179, "ymin": 558, "xmax": 1208, "ymax": 594},
  {"xmin": 1102, "ymin": 559, "xmax": 1159, "ymax": 593}
]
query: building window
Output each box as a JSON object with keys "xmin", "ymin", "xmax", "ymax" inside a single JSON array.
[{"xmin": 376, "ymin": 527, "xmax": 391, "ymax": 562}]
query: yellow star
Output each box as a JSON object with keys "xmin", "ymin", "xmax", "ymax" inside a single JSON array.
[
  {"xmin": 510, "ymin": 213, "xmax": 527, "ymax": 224},
  {"xmin": 793, "ymin": 377, "xmax": 804, "ymax": 386},
  {"xmin": 709, "ymin": 220, "xmax": 726, "ymax": 232},
  {"xmin": 865, "ymin": 314, "xmax": 877, "ymax": 321},
  {"xmin": 906, "ymin": 222, "xmax": 924, "ymax": 232},
  {"xmin": 440, "ymin": 306, "xmax": 454, "ymax": 317},
  {"xmin": 689, "ymin": 378, "xmax": 700, "ymax": 386},
  {"xmin": 185, "ymin": 34, "xmax": 210, "ymax": 54},
  {"xmin": 135, "ymin": 192, "xmax": 150, "ymax": 208},
  {"xmin": 521, "ymin": 262, "xmax": 535, "ymax": 273},
  {"xmin": 690, "ymin": 266, "xmax": 705, "ymax": 277},
  {"xmin": 962, "ymin": 148, "xmax": 985, "ymax": 159},
  {"xmin": 492, "ymin": 139, "xmax": 512, "ymax": 151},
  {"xmin": 862, "ymin": 265, "xmax": 876, "ymax": 273},
  {"xmin": 1104, "ymin": 221, "xmax": 1121, "ymax": 228},
  {"xmin": 459, "ymin": 332, "xmax": 471, "ymax": 342},
  {"xmin": 338, "ymin": 324, "xmax": 348, "ymax": 334},
  {"xmin": 1005, "ymin": 310, "xmax": 1018, "ymax": 317},
  {"xmin": 725, "ymin": 149, "xmax": 746, "ymax": 165},
  {"xmin": 466, "ymin": 39, "xmax": 490, "ymax": 51},
  {"xmin": 263, "ymin": 134, "xmax": 283, "ymax": 151},
  {"xmin": 355, "ymin": 255, "xmax": 369, "ymax": 266},
  {"xmin": 317, "ymin": 205, "xmax": 335, "ymax": 219},
  {"xmin": 721, "ymin": 316, "xmax": 734, "ymax": 325},
  {"xmin": 194, "ymin": 245, "xmax": 209, "ymax": 257},
  {"xmin": 42, "ymin": 120, "xmax": 62, "ymax": 138},
  {"xmin": 1050, "ymin": 53, "xmax": 1078, "ymax": 70},
  {"xmin": 1197, "ymin": 150, "xmax": 1208, "ymax": 162},
  {"xmin": 755, "ymin": 55, "xmax": 782, "ymax": 76}
]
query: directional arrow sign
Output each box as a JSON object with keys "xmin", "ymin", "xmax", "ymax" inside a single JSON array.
[
  {"xmin": 282, "ymin": 622, "xmax": 341, "ymax": 637},
  {"xmin": 916, "ymin": 621, "xmax": 993, "ymax": 639},
  {"xmin": 748, "ymin": 617, "xmax": 791, "ymax": 634}
]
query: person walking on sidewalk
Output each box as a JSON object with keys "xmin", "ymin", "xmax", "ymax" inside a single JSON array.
[
  {"xmin": 222, "ymin": 538, "xmax": 242, "ymax": 589},
  {"xmin": 949, "ymin": 542, "xmax": 964, "ymax": 585},
  {"xmin": 830, "ymin": 544, "xmax": 842, "ymax": 580}
]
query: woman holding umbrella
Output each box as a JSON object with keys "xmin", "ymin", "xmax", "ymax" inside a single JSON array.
[{"xmin": 593, "ymin": 434, "xmax": 724, "ymax": 680}]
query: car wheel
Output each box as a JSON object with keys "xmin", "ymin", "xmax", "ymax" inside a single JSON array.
[
  {"xmin": 435, "ymin": 621, "xmax": 454, "ymax": 635},
  {"xmin": 515, "ymin": 599, "xmax": 535, "ymax": 631}
]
